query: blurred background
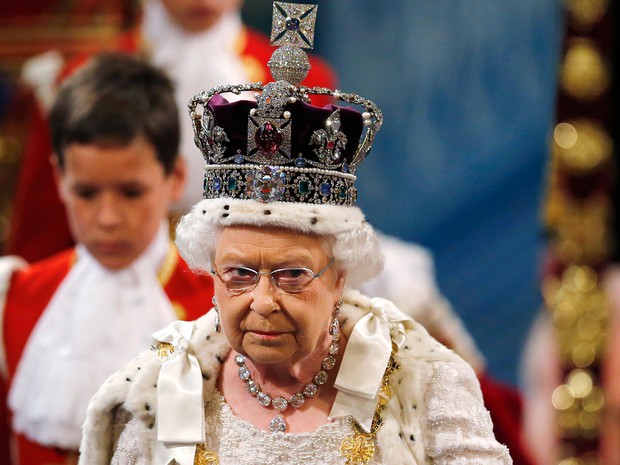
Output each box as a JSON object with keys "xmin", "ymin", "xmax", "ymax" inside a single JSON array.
[
  {"xmin": 0, "ymin": 0, "xmax": 564, "ymax": 387},
  {"xmin": 249, "ymin": 0, "xmax": 564, "ymax": 386}
]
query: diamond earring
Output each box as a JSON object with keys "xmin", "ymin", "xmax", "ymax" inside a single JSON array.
[{"xmin": 213, "ymin": 296, "xmax": 221, "ymax": 333}]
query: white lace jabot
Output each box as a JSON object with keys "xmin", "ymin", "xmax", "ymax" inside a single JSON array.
[
  {"xmin": 9, "ymin": 223, "xmax": 178, "ymax": 449},
  {"xmin": 142, "ymin": 0, "xmax": 250, "ymax": 211}
]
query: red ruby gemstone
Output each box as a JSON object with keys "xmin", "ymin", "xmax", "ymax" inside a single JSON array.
[
  {"xmin": 255, "ymin": 122, "xmax": 283, "ymax": 156},
  {"xmin": 327, "ymin": 140, "xmax": 335, "ymax": 150}
]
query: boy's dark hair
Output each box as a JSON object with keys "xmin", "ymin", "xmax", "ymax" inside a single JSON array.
[{"xmin": 49, "ymin": 52, "xmax": 179, "ymax": 174}]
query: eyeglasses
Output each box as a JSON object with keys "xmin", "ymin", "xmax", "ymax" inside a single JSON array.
[{"xmin": 211, "ymin": 258, "xmax": 335, "ymax": 295}]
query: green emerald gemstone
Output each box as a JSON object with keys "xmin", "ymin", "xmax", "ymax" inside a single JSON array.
[
  {"xmin": 228, "ymin": 177, "xmax": 237, "ymax": 191},
  {"xmin": 299, "ymin": 180, "xmax": 309, "ymax": 194}
]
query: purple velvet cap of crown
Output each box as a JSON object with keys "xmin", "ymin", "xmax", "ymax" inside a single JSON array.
[{"xmin": 204, "ymin": 94, "xmax": 363, "ymax": 164}]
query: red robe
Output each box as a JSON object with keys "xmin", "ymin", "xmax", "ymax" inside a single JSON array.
[
  {"xmin": 0, "ymin": 248, "xmax": 214, "ymax": 465},
  {"xmin": 6, "ymin": 25, "xmax": 336, "ymax": 263}
]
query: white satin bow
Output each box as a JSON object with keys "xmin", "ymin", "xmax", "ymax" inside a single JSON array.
[
  {"xmin": 330, "ymin": 297, "xmax": 413, "ymax": 432},
  {"xmin": 152, "ymin": 320, "xmax": 205, "ymax": 465}
]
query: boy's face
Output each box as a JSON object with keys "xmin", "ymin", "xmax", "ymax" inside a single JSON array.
[
  {"xmin": 55, "ymin": 136, "xmax": 185, "ymax": 270},
  {"xmin": 162, "ymin": 0, "xmax": 242, "ymax": 32}
]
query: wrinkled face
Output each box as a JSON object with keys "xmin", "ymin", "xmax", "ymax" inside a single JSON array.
[
  {"xmin": 161, "ymin": 0, "xmax": 242, "ymax": 32},
  {"xmin": 55, "ymin": 136, "xmax": 185, "ymax": 270},
  {"xmin": 213, "ymin": 226, "xmax": 345, "ymax": 367}
]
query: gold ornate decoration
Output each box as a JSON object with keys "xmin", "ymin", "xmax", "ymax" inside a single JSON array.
[
  {"xmin": 157, "ymin": 342, "xmax": 174, "ymax": 360},
  {"xmin": 340, "ymin": 350, "xmax": 400, "ymax": 464},
  {"xmin": 157, "ymin": 242, "xmax": 178, "ymax": 286},
  {"xmin": 340, "ymin": 435, "xmax": 375, "ymax": 465},
  {"xmin": 194, "ymin": 443, "xmax": 219, "ymax": 465}
]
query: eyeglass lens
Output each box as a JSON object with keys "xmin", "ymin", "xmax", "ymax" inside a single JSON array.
[{"xmin": 218, "ymin": 266, "xmax": 314, "ymax": 293}]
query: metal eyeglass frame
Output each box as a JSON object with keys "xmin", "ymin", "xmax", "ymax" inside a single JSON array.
[{"xmin": 211, "ymin": 258, "xmax": 335, "ymax": 295}]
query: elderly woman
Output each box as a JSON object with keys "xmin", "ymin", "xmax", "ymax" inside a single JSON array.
[{"xmin": 78, "ymin": 3, "xmax": 512, "ymax": 464}]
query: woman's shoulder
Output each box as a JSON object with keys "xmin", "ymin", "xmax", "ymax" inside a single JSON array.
[
  {"xmin": 85, "ymin": 311, "xmax": 226, "ymax": 415},
  {"xmin": 80, "ymin": 312, "xmax": 230, "ymax": 462},
  {"xmin": 342, "ymin": 289, "xmax": 460, "ymax": 360},
  {"xmin": 80, "ymin": 344, "xmax": 161, "ymax": 464}
]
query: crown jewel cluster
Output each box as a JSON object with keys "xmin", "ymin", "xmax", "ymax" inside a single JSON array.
[{"xmin": 188, "ymin": 2, "xmax": 383, "ymax": 206}]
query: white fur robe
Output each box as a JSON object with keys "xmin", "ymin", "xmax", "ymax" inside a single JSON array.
[{"xmin": 79, "ymin": 290, "xmax": 511, "ymax": 464}]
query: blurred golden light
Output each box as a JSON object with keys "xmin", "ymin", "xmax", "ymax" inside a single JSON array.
[
  {"xmin": 568, "ymin": 369, "xmax": 593, "ymax": 398},
  {"xmin": 553, "ymin": 384, "xmax": 575, "ymax": 410},
  {"xmin": 560, "ymin": 39, "xmax": 609, "ymax": 101},
  {"xmin": 565, "ymin": 0, "xmax": 607, "ymax": 29},
  {"xmin": 555, "ymin": 122, "xmax": 578, "ymax": 149}
]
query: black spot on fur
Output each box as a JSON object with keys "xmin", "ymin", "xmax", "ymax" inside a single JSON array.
[
  {"xmin": 409, "ymin": 435, "xmax": 415, "ymax": 442},
  {"xmin": 413, "ymin": 404, "xmax": 417, "ymax": 410},
  {"xmin": 222, "ymin": 213, "xmax": 229, "ymax": 218},
  {"xmin": 404, "ymin": 346, "xmax": 409, "ymax": 350},
  {"xmin": 145, "ymin": 404, "xmax": 151, "ymax": 411},
  {"xmin": 126, "ymin": 377, "xmax": 131, "ymax": 382},
  {"xmin": 203, "ymin": 373, "xmax": 211, "ymax": 381},
  {"xmin": 264, "ymin": 210, "xmax": 271, "ymax": 215},
  {"xmin": 137, "ymin": 366, "xmax": 141, "ymax": 370},
  {"xmin": 206, "ymin": 335, "xmax": 211, "ymax": 341},
  {"xmin": 216, "ymin": 355, "xmax": 225, "ymax": 364},
  {"xmin": 310, "ymin": 217, "xmax": 318, "ymax": 225},
  {"xmin": 202, "ymin": 210, "xmax": 206, "ymax": 214},
  {"xmin": 149, "ymin": 422, "xmax": 155, "ymax": 429},
  {"xmin": 224, "ymin": 205, "xmax": 230, "ymax": 210},
  {"xmin": 398, "ymin": 432, "xmax": 403, "ymax": 439}
]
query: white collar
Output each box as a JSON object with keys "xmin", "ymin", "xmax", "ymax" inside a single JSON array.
[
  {"xmin": 8, "ymin": 222, "xmax": 178, "ymax": 449},
  {"xmin": 142, "ymin": 0, "xmax": 252, "ymax": 212}
]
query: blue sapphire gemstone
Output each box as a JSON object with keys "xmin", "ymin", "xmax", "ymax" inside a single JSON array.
[
  {"xmin": 213, "ymin": 177, "xmax": 222, "ymax": 192},
  {"xmin": 234, "ymin": 153, "xmax": 244, "ymax": 164},
  {"xmin": 286, "ymin": 17, "xmax": 300, "ymax": 31},
  {"xmin": 320, "ymin": 182, "xmax": 331, "ymax": 197},
  {"xmin": 295, "ymin": 157, "xmax": 306, "ymax": 167},
  {"xmin": 342, "ymin": 163, "xmax": 349, "ymax": 173}
]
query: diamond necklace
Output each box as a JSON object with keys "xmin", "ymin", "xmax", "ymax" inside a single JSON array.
[{"xmin": 234, "ymin": 316, "xmax": 341, "ymax": 433}]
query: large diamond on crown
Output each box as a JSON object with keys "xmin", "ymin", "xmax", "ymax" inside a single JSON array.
[{"xmin": 252, "ymin": 166, "xmax": 287, "ymax": 203}]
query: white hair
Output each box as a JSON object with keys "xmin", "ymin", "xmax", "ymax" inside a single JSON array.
[{"xmin": 175, "ymin": 199, "xmax": 385, "ymax": 288}]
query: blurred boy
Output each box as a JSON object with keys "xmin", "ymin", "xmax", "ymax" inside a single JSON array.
[
  {"xmin": 0, "ymin": 53, "xmax": 214, "ymax": 465},
  {"xmin": 7, "ymin": 0, "xmax": 336, "ymax": 262}
]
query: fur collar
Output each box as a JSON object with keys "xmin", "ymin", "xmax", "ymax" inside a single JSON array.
[{"xmin": 79, "ymin": 289, "xmax": 458, "ymax": 465}]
